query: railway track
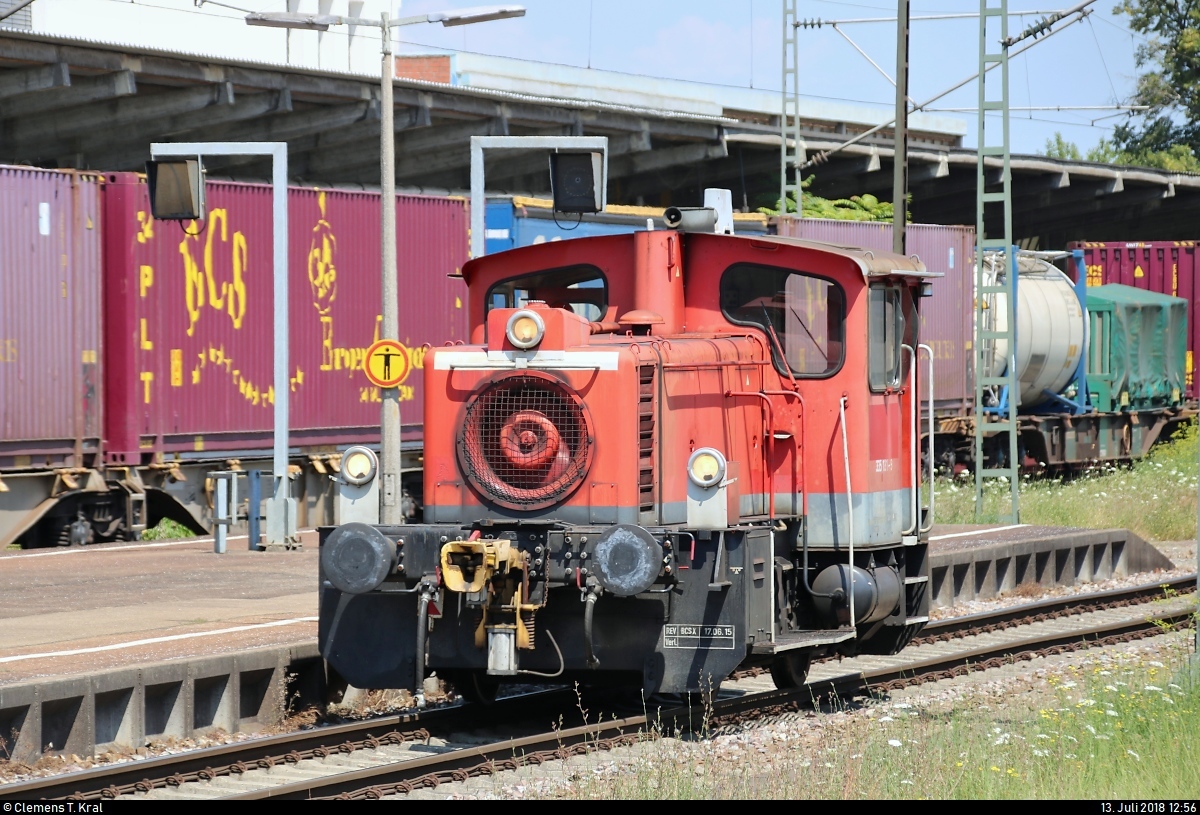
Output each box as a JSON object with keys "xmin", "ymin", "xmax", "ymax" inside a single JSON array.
[{"xmin": 1, "ymin": 574, "xmax": 1194, "ymax": 802}]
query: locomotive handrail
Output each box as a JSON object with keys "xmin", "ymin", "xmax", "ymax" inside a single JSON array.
[
  {"xmin": 901, "ymin": 344, "xmax": 918, "ymax": 537},
  {"xmin": 725, "ymin": 389, "xmax": 778, "ymax": 519},
  {"xmin": 761, "ymin": 389, "xmax": 807, "ymax": 519},
  {"xmin": 839, "ymin": 395, "xmax": 856, "ymax": 632},
  {"xmin": 662, "ymin": 359, "xmax": 771, "ymax": 369},
  {"xmin": 918, "ymin": 343, "xmax": 935, "ymax": 534}
]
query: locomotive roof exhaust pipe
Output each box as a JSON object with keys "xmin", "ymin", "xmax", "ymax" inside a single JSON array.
[
  {"xmin": 663, "ymin": 206, "xmax": 716, "ymax": 232},
  {"xmin": 664, "ymin": 188, "xmax": 735, "ymax": 234}
]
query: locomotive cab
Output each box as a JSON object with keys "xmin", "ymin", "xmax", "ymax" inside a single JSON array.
[{"xmin": 319, "ymin": 228, "xmax": 937, "ymax": 701}]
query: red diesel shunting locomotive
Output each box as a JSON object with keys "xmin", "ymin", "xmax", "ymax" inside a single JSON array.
[{"xmin": 319, "ymin": 224, "xmax": 937, "ymax": 700}]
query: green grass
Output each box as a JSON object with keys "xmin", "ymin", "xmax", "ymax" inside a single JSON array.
[
  {"xmin": 933, "ymin": 422, "xmax": 1200, "ymax": 541},
  {"xmin": 548, "ymin": 640, "xmax": 1200, "ymax": 799},
  {"xmin": 139, "ymin": 518, "xmax": 196, "ymax": 541}
]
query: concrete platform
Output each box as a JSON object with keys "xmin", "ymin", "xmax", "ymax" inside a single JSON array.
[
  {"xmin": 0, "ymin": 532, "xmax": 320, "ymax": 687},
  {"xmin": 926, "ymin": 524, "xmax": 1176, "ymax": 607},
  {"xmin": 0, "ymin": 642, "xmax": 323, "ymax": 763}
]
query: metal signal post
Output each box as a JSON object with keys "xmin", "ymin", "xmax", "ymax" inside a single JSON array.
[{"xmin": 379, "ymin": 10, "xmax": 401, "ymax": 523}]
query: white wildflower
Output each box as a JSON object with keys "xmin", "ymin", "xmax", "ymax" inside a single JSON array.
[
  {"xmin": 888, "ymin": 740, "xmax": 903, "ymax": 748},
  {"xmin": 1144, "ymin": 685, "xmax": 1163, "ymax": 692}
]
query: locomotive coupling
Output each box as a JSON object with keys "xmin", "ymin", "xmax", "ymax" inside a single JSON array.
[
  {"xmin": 440, "ymin": 535, "xmax": 542, "ymax": 676},
  {"xmin": 440, "ymin": 537, "xmax": 527, "ymax": 597}
]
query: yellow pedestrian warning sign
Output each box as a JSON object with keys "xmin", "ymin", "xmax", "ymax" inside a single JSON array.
[{"xmin": 363, "ymin": 340, "xmax": 411, "ymax": 389}]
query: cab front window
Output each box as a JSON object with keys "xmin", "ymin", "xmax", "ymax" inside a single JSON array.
[{"xmin": 485, "ymin": 264, "xmax": 608, "ymax": 322}]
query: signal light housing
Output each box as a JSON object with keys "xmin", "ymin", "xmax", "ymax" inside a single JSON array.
[
  {"xmin": 506, "ymin": 309, "xmax": 546, "ymax": 349},
  {"xmin": 687, "ymin": 448, "xmax": 727, "ymax": 489}
]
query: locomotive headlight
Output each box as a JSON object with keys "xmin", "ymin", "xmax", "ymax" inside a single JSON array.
[
  {"xmin": 341, "ymin": 445, "xmax": 378, "ymax": 486},
  {"xmin": 506, "ymin": 310, "xmax": 545, "ymax": 350},
  {"xmin": 687, "ymin": 448, "xmax": 727, "ymax": 489}
]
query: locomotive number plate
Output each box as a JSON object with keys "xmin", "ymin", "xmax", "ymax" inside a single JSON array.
[{"xmin": 663, "ymin": 624, "xmax": 735, "ymax": 650}]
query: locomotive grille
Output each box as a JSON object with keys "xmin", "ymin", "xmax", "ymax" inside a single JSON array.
[
  {"xmin": 458, "ymin": 374, "xmax": 593, "ymax": 510},
  {"xmin": 637, "ymin": 364, "xmax": 657, "ymax": 519}
]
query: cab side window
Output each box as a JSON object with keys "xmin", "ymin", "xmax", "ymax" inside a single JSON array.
[
  {"xmin": 720, "ymin": 263, "xmax": 845, "ymax": 377},
  {"xmin": 869, "ymin": 283, "xmax": 915, "ymax": 390}
]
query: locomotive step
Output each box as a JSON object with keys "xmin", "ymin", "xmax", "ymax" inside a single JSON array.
[{"xmin": 751, "ymin": 629, "xmax": 856, "ymax": 655}]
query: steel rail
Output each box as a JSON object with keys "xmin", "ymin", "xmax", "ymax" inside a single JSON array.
[
  {"xmin": 4, "ymin": 576, "xmax": 1194, "ymax": 801},
  {"xmin": 917, "ymin": 573, "xmax": 1196, "ymax": 642},
  {"xmin": 730, "ymin": 572, "xmax": 1197, "ymax": 680},
  {"xmin": 0, "ymin": 688, "xmax": 576, "ymax": 801},
  {"xmin": 234, "ymin": 601, "xmax": 1198, "ymax": 800}
]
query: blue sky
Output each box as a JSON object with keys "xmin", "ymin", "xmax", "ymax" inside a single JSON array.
[{"xmin": 382, "ymin": 0, "xmax": 1150, "ymax": 156}]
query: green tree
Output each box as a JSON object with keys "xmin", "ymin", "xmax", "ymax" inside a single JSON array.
[
  {"xmin": 1113, "ymin": 1, "xmax": 1200, "ymax": 165},
  {"xmin": 1043, "ymin": 132, "xmax": 1082, "ymax": 159},
  {"xmin": 758, "ymin": 175, "xmax": 907, "ymax": 221},
  {"xmin": 1085, "ymin": 138, "xmax": 1121, "ymax": 163},
  {"xmin": 1083, "ymin": 136, "xmax": 1200, "ymax": 171}
]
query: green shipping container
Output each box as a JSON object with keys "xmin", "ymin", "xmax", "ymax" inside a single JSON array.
[{"xmin": 1085, "ymin": 284, "xmax": 1188, "ymax": 412}]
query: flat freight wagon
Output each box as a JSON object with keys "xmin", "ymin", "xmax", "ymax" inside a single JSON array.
[
  {"xmin": 0, "ymin": 166, "xmax": 469, "ymax": 548},
  {"xmin": 1069, "ymin": 241, "xmax": 1200, "ymax": 398}
]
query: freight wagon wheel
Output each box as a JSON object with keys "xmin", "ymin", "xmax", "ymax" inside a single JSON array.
[
  {"xmin": 447, "ymin": 671, "xmax": 500, "ymax": 706},
  {"xmin": 769, "ymin": 650, "xmax": 812, "ymax": 690}
]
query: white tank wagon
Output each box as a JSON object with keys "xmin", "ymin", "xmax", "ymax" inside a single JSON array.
[
  {"xmin": 977, "ymin": 252, "xmax": 1087, "ymax": 410},
  {"xmin": 954, "ymin": 250, "xmax": 1192, "ymax": 471}
]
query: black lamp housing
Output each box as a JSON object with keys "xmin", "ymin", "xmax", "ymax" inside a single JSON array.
[
  {"xmin": 549, "ymin": 151, "xmax": 603, "ymax": 214},
  {"xmin": 146, "ymin": 158, "xmax": 205, "ymax": 221}
]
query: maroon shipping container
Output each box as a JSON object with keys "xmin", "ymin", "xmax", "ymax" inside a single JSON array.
[
  {"xmin": 774, "ymin": 218, "xmax": 976, "ymax": 414},
  {"xmin": 101, "ymin": 173, "xmax": 469, "ymax": 462},
  {"xmin": 0, "ymin": 166, "xmax": 103, "ymax": 469},
  {"xmin": 1068, "ymin": 241, "xmax": 1200, "ymax": 398}
]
